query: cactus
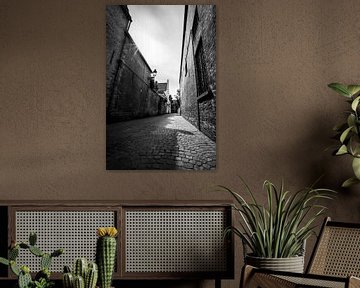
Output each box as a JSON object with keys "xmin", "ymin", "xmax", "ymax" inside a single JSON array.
[
  {"xmin": 18, "ymin": 271, "xmax": 32, "ymax": 288},
  {"xmin": 9, "ymin": 246, "xmax": 19, "ymax": 260},
  {"xmin": 63, "ymin": 260, "xmax": 98, "ymax": 288},
  {"xmin": 96, "ymin": 227, "xmax": 118, "ymax": 288},
  {"xmin": 19, "ymin": 243, "xmax": 30, "ymax": 249},
  {"xmin": 62, "ymin": 265, "xmax": 74, "ymax": 288},
  {"xmin": 74, "ymin": 275, "xmax": 85, "ymax": 288},
  {"xmin": 18, "ymin": 267, "xmax": 32, "ymax": 288},
  {"xmin": 10, "ymin": 260, "xmax": 20, "ymax": 276},
  {"xmin": 85, "ymin": 263, "xmax": 98, "ymax": 288},
  {"xmin": 0, "ymin": 232, "xmax": 64, "ymax": 288},
  {"xmin": 29, "ymin": 245, "xmax": 44, "ymax": 257},
  {"xmin": 0, "ymin": 257, "xmax": 9, "ymax": 266},
  {"xmin": 64, "ymin": 265, "xmax": 72, "ymax": 273},
  {"xmin": 63, "ymin": 272, "xmax": 74, "ymax": 288},
  {"xmin": 29, "ymin": 232, "xmax": 37, "ymax": 246},
  {"xmin": 74, "ymin": 258, "xmax": 88, "ymax": 279},
  {"xmin": 41, "ymin": 253, "xmax": 52, "ymax": 270},
  {"xmin": 51, "ymin": 248, "xmax": 64, "ymax": 258}
]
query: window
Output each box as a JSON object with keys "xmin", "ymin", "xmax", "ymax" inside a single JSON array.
[
  {"xmin": 195, "ymin": 40, "xmax": 208, "ymax": 95},
  {"xmin": 192, "ymin": 8, "xmax": 199, "ymax": 39}
]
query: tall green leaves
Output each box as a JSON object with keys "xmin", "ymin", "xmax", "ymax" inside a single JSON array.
[
  {"xmin": 221, "ymin": 179, "xmax": 334, "ymax": 258},
  {"xmin": 328, "ymin": 82, "xmax": 360, "ymax": 187}
]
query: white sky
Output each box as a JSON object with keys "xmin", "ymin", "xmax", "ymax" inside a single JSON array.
[{"xmin": 127, "ymin": 5, "xmax": 184, "ymax": 96}]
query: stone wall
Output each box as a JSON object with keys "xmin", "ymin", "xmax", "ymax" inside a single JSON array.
[
  {"xmin": 106, "ymin": 6, "xmax": 166, "ymax": 122},
  {"xmin": 179, "ymin": 5, "xmax": 216, "ymax": 141},
  {"xmin": 106, "ymin": 6, "xmax": 130, "ymax": 113}
]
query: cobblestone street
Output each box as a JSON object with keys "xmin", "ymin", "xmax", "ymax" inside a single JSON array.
[{"xmin": 107, "ymin": 114, "xmax": 216, "ymax": 170}]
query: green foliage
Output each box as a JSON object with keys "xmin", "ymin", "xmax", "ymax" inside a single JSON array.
[
  {"xmin": 328, "ymin": 82, "xmax": 360, "ymax": 187},
  {"xmin": 219, "ymin": 178, "xmax": 335, "ymax": 258},
  {"xmin": 0, "ymin": 232, "xmax": 64, "ymax": 288},
  {"xmin": 32, "ymin": 278, "xmax": 54, "ymax": 288},
  {"xmin": 0, "ymin": 257, "xmax": 9, "ymax": 266}
]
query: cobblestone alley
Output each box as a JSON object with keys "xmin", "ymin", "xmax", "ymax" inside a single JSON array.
[{"xmin": 107, "ymin": 114, "xmax": 216, "ymax": 170}]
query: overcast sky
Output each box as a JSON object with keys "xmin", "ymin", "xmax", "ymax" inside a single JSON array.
[{"xmin": 128, "ymin": 5, "xmax": 184, "ymax": 96}]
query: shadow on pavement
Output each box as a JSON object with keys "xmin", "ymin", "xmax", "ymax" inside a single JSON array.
[{"xmin": 107, "ymin": 114, "xmax": 198, "ymax": 170}]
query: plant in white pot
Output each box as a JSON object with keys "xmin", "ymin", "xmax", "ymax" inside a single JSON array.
[
  {"xmin": 328, "ymin": 82, "xmax": 360, "ymax": 187},
  {"xmin": 219, "ymin": 179, "xmax": 334, "ymax": 273}
]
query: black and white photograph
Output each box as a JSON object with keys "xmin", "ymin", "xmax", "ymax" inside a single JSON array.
[{"xmin": 106, "ymin": 5, "xmax": 216, "ymax": 170}]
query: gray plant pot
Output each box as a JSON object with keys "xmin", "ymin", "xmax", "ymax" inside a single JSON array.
[{"xmin": 245, "ymin": 254, "xmax": 305, "ymax": 273}]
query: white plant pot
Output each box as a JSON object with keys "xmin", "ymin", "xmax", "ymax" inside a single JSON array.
[{"xmin": 245, "ymin": 254, "xmax": 305, "ymax": 273}]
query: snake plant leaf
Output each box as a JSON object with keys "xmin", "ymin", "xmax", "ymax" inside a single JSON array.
[
  {"xmin": 328, "ymin": 83, "xmax": 351, "ymax": 97},
  {"xmin": 347, "ymin": 85, "xmax": 360, "ymax": 97},
  {"xmin": 340, "ymin": 126, "xmax": 353, "ymax": 143},
  {"xmin": 351, "ymin": 96, "xmax": 360, "ymax": 111},
  {"xmin": 352, "ymin": 157, "xmax": 360, "ymax": 179},
  {"xmin": 336, "ymin": 144, "xmax": 348, "ymax": 155},
  {"xmin": 342, "ymin": 177, "xmax": 360, "ymax": 188}
]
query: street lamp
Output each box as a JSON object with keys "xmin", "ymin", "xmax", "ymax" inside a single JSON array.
[
  {"xmin": 150, "ymin": 69, "xmax": 157, "ymax": 89},
  {"xmin": 151, "ymin": 69, "xmax": 157, "ymax": 78}
]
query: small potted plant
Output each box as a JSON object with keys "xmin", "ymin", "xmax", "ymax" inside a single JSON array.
[
  {"xmin": 0, "ymin": 232, "xmax": 64, "ymax": 288},
  {"xmin": 219, "ymin": 178, "xmax": 334, "ymax": 273},
  {"xmin": 328, "ymin": 82, "xmax": 360, "ymax": 187}
]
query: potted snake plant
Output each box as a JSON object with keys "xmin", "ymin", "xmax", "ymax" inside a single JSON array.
[
  {"xmin": 328, "ymin": 83, "xmax": 360, "ymax": 187},
  {"xmin": 219, "ymin": 178, "xmax": 334, "ymax": 273}
]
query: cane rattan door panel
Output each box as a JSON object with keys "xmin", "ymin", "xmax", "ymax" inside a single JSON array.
[
  {"xmin": 122, "ymin": 206, "xmax": 232, "ymax": 278},
  {"xmin": 13, "ymin": 209, "xmax": 116, "ymax": 273}
]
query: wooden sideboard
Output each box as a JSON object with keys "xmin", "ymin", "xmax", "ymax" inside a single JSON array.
[{"xmin": 0, "ymin": 201, "xmax": 234, "ymax": 288}]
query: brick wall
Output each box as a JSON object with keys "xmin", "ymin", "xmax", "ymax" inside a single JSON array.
[
  {"xmin": 179, "ymin": 5, "xmax": 216, "ymax": 141},
  {"xmin": 106, "ymin": 6, "xmax": 166, "ymax": 122}
]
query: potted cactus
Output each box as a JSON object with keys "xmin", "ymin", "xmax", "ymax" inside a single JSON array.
[
  {"xmin": 62, "ymin": 258, "xmax": 98, "ymax": 288},
  {"xmin": 0, "ymin": 232, "xmax": 64, "ymax": 288},
  {"xmin": 96, "ymin": 227, "xmax": 118, "ymax": 288}
]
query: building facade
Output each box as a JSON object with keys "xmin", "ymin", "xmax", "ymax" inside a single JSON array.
[
  {"xmin": 157, "ymin": 80, "xmax": 171, "ymax": 113},
  {"xmin": 179, "ymin": 5, "xmax": 216, "ymax": 141},
  {"xmin": 106, "ymin": 5, "xmax": 166, "ymax": 123}
]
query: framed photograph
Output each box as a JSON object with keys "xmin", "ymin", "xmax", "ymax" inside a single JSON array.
[{"xmin": 106, "ymin": 5, "xmax": 216, "ymax": 170}]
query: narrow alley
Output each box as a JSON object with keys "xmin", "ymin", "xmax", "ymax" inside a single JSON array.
[{"xmin": 106, "ymin": 114, "xmax": 216, "ymax": 170}]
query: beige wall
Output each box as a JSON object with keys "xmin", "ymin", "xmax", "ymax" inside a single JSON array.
[{"xmin": 1, "ymin": 0, "xmax": 360, "ymax": 287}]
